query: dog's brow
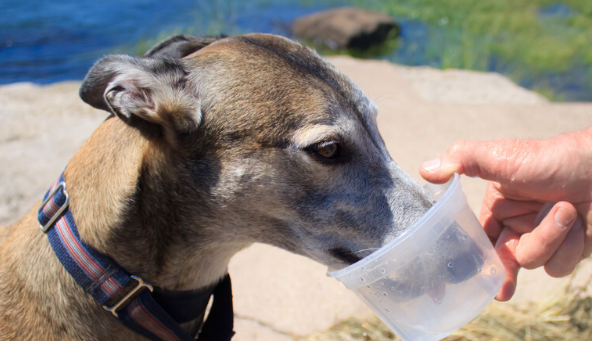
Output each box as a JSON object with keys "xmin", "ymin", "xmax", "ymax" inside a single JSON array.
[{"xmin": 291, "ymin": 125, "xmax": 336, "ymax": 148}]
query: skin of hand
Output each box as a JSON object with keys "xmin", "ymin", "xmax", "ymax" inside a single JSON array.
[{"xmin": 419, "ymin": 126, "xmax": 592, "ymax": 301}]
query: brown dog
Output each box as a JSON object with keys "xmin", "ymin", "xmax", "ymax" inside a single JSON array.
[{"xmin": 0, "ymin": 34, "xmax": 434, "ymax": 340}]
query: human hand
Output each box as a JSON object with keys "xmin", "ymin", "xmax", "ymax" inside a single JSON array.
[{"xmin": 419, "ymin": 127, "xmax": 592, "ymax": 301}]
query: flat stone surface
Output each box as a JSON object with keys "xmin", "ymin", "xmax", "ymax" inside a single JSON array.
[
  {"xmin": 0, "ymin": 82, "xmax": 106, "ymax": 229},
  {"xmin": 229, "ymin": 244, "xmax": 371, "ymax": 338},
  {"xmin": 395, "ymin": 65, "xmax": 549, "ymax": 104},
  {"xmin": 1, "ymin": 55, "xmax": 592, "ymax": 340}
]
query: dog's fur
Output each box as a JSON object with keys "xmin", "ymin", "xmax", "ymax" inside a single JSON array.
[{"xmin": 0, "ymin": 34, "xmax": 434, "ymax": 340}]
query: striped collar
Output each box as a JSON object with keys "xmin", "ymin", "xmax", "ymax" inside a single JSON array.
[{"xmin": 37, "ymin": 173, "xmax": 235, "ymax": 341}]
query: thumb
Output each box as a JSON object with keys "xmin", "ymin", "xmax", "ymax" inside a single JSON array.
[
  {"xmin": 419, "ymin": 139, "xmax": 526, "ymax": 184},
  {"xmin": 419, "ymin": 140, "xmax": 475, "ymax": 184}
]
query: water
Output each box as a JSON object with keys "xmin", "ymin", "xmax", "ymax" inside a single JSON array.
[
  {"xmin": 1, "ymin": 0, "xmax": 590, "ymax": 101},
  {"xmin": 538, "ymin": 3, "xmax": 574, "ymax": 18},
  {"xmin": 2, "ymin": 0, "xmax": 191, "ymax": 83},
  {"xmin": 0, "ymin": 0, "xmax": 339, "ymax": 84}
]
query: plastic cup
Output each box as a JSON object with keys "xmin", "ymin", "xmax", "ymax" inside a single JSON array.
[{"xmin": 328, "ymin": 174, "xmax": 505, "ymax": 341}]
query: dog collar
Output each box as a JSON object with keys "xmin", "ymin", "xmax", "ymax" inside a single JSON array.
[{"xmin": 37, "ymin": 173, "xmax": 235, "ymax": 341}]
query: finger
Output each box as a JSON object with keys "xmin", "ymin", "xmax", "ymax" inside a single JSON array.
[
  {"xmin": 533, "ymin": 202, "xmax": 555, "ymax": 226},
  {"xmin": 419, "ymin": 140, "xmax": 476, "ymax": 184},
  {"xmin": 494, "ymin": 228, "xmax": 521, "ymax": 302},
  {"xmin": 501, "ymin": 213, "xmax": 538, "ymax": 234},
  {"xmin": 419, "ymin": 139, "xmax": 529, "ymax": 184},
  {"xmin": 479, "ymin": 183, "xmax": 505, "ymax": 243},
  {"xmin": 544, "ymin": 217, "xmax": 585, "ymax": 277},
  {"xmin": 488, "ymin": 196, "xmax": 544, "ymax": 223},
  {"xmin": 480, "ymin": 183, "xmax": 544, "ymax": 240},
  {"xmin": 515, "ymin": 202, "xmax": 577, "ymax": 270}
]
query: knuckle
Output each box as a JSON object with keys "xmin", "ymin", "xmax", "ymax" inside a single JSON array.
[
  {"xmin": 447, "ymin": 140, "xmax": 469, "ymax": 159},
  {"xmin": 445, "ymin": 140, "xmax": 474, "ymax": 175},
  {"xmin": 515, "ymin": 240, "xmax": 546, "ymax": 269}
]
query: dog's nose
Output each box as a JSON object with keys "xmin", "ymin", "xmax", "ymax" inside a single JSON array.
[{"xmin": 329, "ymin": 247, "xmax": 363, "ymax": 265}]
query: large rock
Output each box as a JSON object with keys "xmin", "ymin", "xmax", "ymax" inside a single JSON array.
[{"xmin": 292, "ymin": 7, "xmax": 399, "ymax": 50}]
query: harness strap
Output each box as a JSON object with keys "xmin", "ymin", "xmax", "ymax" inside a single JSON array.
[
  {"xmin": 199, "ymin": 274, "xmax": 235, "ymax": 341},
  {"xmin": 38, "ymin": 174, "xmax": 234, "ymax": 341},
  {"xmin": 152, "ymin": 285, "xmax": 215, "ymax": 324}
]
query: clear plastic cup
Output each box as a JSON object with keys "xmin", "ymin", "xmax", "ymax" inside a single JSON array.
[{"xmin": 329, "ymin": 174, "xmax": 505, "ymax": 341}]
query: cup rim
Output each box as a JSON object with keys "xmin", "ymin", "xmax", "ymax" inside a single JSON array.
[{"xmin": 328, "ymin": 173, "xmax": 462, "ymax": 281}]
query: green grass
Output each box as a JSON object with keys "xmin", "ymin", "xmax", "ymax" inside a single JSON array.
[
  {"xmin": 130, "ymin": 0, "xmax": 252, "ymax": 56},
  {"xmin": 344, "ymin": 0, "xmax": 592, "ymax": 101},
  {"xmin": 129, "ymin": 0, "xmax": 591, "ymax": 102}
]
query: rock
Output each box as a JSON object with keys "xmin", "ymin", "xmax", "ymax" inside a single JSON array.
[{"xmin": 292, "ymin": 7, "xmax": 399, "ymax": 50}]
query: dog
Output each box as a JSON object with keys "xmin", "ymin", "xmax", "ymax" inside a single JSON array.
[{"xmin": 0, "ymin": 33, "xmax": 467, "ymax": 340}]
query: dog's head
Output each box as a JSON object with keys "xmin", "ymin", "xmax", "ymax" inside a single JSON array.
[{"xmin": 79, "ymin": 33, "xmax": 434, "ymax": 270}]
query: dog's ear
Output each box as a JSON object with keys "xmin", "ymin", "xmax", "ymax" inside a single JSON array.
[
  {"xmin": 144, "ymin": 34, "xmax": 224, "ymax": 59},
  {"xmin": 79, "ymin": 55, "xmax": 201, "ymax": 139}
]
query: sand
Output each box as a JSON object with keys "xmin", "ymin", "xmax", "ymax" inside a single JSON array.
[{"xmin": 1, "ymin": 56, "xmax": 592, "ymax": 340}]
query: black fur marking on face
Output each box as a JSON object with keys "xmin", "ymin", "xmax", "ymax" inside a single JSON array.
[{"xmin": 329, "ymin": 247, "xmax": 362, "ymax": 265}]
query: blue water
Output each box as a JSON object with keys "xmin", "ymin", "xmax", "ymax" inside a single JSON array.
[
  {"xmin": 538, "ymin": 3, "xmax": 574, "ymax": 18},
  {"xmin": 0, "ymin": 0, "xmax": 339, "ymax": 84},
  {"xmin": 1, "ymin": 1, "xmax": 590, "ymax": 101}
]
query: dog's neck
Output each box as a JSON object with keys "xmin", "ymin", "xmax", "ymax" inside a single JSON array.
[
  {"xmin": 63, "ymin": 118, "xmax": 247, "ymax": 291},
  {"xmin": 0, "ymin": 117, "xmax": 240, "ymax": 339}
]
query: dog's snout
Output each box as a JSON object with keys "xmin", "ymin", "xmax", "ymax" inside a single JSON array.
[
  {"xmin": 434, "ymin": 223, "xmax": 485, "ymax": 284},
  {"xmin": 382, "ymin": 278, "xmax": 425, "ymax": 302},
  {"xmin": 445, "ymin": 240, "xmax": 485, "ymax": 283},
  {"xmin": 328, "ymin": 247, "xmax": 363, "ymax": 265}
]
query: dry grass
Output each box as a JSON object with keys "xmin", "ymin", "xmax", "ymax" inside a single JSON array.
[{"xmin": 304, "ymin": 262, "xmax": 592, "ymax": 341}]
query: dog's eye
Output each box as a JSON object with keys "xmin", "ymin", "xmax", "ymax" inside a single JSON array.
[{"xmin": 313, "ymin": 141, "xmax": 340, "ymax": 159}]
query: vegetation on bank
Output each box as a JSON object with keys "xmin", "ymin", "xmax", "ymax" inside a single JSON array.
[
  {"xmin": 133, "ymin": 0, "xmax": 591, "ymax": 101},
  {"xmin": 346, "ymin": 0, "xmax": 592, "ymax": 101}
]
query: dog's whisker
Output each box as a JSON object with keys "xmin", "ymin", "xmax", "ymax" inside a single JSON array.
[{"xmin": 354, "ymin": 248, "xmax": 380, "ymax": 255}]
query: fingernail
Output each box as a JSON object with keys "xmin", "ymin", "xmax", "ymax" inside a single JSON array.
[
  {"xmin": 555, "ymin": 207, "xmax": 576, "ymax": 228},
  {"xmin": 421, "ymin": 158, "xmax": 441, "ymax": 172}
]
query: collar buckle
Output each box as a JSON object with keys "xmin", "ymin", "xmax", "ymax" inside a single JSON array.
[
  {"xmin": 103, "ymin": 275, "xmax": 154, "ymax": 317},
  {"xmin": 38, "ymin": 182, "xmax": 69, "ymax": 233}
]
